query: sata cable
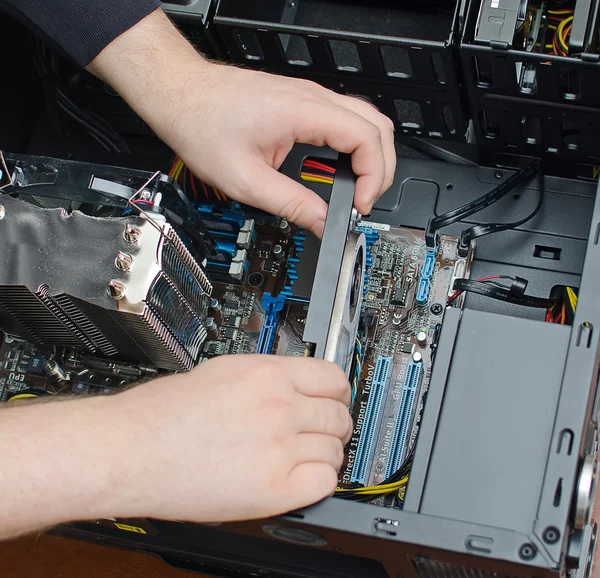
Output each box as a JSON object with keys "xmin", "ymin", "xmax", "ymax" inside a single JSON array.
[
  {"xmin": 451, "ymin": 278, "xmax": 555, "ymax": 309},
  {"xmin": 460, "ymin": 163, "xmax": 545, "ymax": 246},
  {"xmin": 425, "ymin": 161, "xmax": 539, "ymax": 248}
]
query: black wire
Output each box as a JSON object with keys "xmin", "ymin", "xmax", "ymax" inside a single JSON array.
[
  {"xmin": 170, "ymin": 179, "xmax": 195, "ymax": 218},
  {"xmin": 460, "ymin": 163, "xmax": 545, "ymax": 246},
  {"xmin": 451, "ymin": 278, "xmax": 556, "ymax": 309},
  {"xmin": 425, "ymin": 161, "xmax": 539, "ymax": 248}
]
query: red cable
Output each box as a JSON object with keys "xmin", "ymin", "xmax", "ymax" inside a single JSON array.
[
  {"xmin": 189, "ymin": 170, "xmax": 200, "ymax": 200},
  {"xmin": 200, "ymin": 180, "xmax": 210, "ymax": 201},
  {"xmin": 303, "ymin": 159, "xmax": 336, "ymax": 174},
  {"xmin": 448, "ymin": 275, "xmax": 503, "ymax": 303}
]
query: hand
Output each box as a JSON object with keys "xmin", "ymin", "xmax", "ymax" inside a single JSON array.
[
  {"xmin": 112, "ymin": 355, "xmax": 353, "ymax": 522},
  {"xmin": 170, "ymin": 62, "xmax": 396, "ymax": 237},
  {"xmin": 87, "ymin": 9, "xmax": 396, "ymax": 237}
]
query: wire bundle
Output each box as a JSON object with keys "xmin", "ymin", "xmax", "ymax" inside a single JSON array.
[
  {"xmin": 335, "ymin": 449, "xmax": 414, "ymax": 503},
  {"xmin": 300, "ymin": 159, "xmax": 336, "ymax": 185},
  {"xmin": 547, "ymin": 9, "xmax": 573, "ymax": 56},
  {"xmin": 168, "ymin": 156, "xmax": 227, "ymax": 203},
  {"xmin": 546, "ymin": 285, "xmax": 578, "ymax": 324}
]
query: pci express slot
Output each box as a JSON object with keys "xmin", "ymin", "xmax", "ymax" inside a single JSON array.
[
  {"xmin": 350, "ymin": 355, "xmax": 392, "ymax": 485},
  {"xmin": 384, "ymin": 360, "xmax": 423, "ymax": 480},
  {"xmin": 256, "ymin": 293, "xmax": 286, "ymax": 355},
  {"xmin": 416, "ymin": 250, "xmax": 436, "ymax": 306}
]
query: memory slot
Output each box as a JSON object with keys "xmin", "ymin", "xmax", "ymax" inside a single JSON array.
[
  {"xmin": 384, "ymin": 360, "xmax": 423, "ymax": 480},
  {"xmin": 350, "ymin": 355, "xmax": 393, "ymax": 485}
]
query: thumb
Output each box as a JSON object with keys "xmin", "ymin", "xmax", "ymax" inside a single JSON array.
[
  {"xmin": 242, "ymin": 163, "xmax": 329, "ymax": 237},
  {"xmin": 282, "ymin": 462, "xmax": 338, "ymax": 512}
]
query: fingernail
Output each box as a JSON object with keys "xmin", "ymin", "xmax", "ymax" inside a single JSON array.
[{"xmin": 313, "ymin": 219, "xmax": 325, "ymax": 238}]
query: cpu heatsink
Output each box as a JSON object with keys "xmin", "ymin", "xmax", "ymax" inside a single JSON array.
[{"xmin": 0, "ymin": 195, "xmax": 211, "ymax": 371}]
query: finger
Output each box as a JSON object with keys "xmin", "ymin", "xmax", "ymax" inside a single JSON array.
[
  {"xmin": 289, "ymin": 359, "xmax": 351, "ymax": 406},
  {"xmin": 295, "ymin": 397, "xmax": 353, "ymax": 443},
  {"xmin": 283, "ymin": 462, "xmax": 338, "ymax": 510},
  {"xmin": 242, "ymin": 162, "xmax": 328, "ymax": 237},
  {"xmin": 292, "ymin": 433, "xmax": 345, "ymax": 470},
  {"xmin": 292, "ymin": 101, "xmax": 386, "ymax": 215},
  {"xmin": 332, "ymin": 94, "xmax": 396, "ymax": 204}
]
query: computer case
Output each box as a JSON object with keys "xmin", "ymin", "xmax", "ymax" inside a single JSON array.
[
  {"xmin": 55, "ymin": 145, "xmax": 600, "ymax": 578},
  {"xmin": 1, "ymin": 2, "xmax": 599, "ymax": 577}
]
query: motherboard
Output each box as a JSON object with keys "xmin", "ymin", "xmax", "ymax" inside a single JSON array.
[{"xmin": 0, "ymin": 154, "xmax": 472, "ymax": 511}]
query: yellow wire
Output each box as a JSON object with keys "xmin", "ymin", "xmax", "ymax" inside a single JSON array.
[
  {"xmin": 335, "ymin": 475, "xmax": 409, "ymax": 494},
  {"xmin": 7, "ymin": 393, "xmax": 39, "ymax": 403},
  {"xmin": 301, "ymin": 175, "xmax": 335, "ymax": 185},
  {"xmin": 566, "ymin": 287, "xmax": 578, "ymax": 311},
  {"xmin": 557, "ymin": 15, "xmax": 573, "ymax": 54}
]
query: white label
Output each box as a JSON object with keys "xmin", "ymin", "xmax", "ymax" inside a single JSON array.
[{"xmin": 359, "ymin": 221, "xmax": 390, "ymax": 232}]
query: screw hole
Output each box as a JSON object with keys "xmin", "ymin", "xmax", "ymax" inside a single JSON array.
[
  {"xmin": 446, "ymin": 183, "xmax": 453, "ymax": 191},
  {"xmin": 513, "ymin": 193, "xmax": 521, "ymax": 200}
]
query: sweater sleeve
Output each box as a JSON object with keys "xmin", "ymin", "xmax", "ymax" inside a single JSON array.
[{"xmin": 1, "ymin": 0, "xmax": 161, "ymax": 67}]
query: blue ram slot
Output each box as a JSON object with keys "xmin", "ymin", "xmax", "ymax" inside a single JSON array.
[
  {"xmin": 384, "ymin": 361, "xmax": 423, "ymax": 480},
  {"xmin": 421, "ymin": 252, "xmax": 436, "ymax": 280},
  {"xmin": 256, "ymin": 293, "xmax": 286, "ymax": 355},
  {"xmin": 350, "ymin": 356, "xmax": 392, "ymax": 485},
  {"xmin": 416, "ymin": 277, "xmax": 430, "ymax": 306}
]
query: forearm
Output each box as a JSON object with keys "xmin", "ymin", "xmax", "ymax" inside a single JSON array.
[
  {"xmin": 0, "ymin": 395, "xmax": 140, "ymax": 540},
  {"xmin": 86, "ymin": 9, "xmax": 211, "ymax": 151}
]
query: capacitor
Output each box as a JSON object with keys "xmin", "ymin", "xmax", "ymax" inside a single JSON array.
[
  {"xmin": 416, "ymin": 331, "xmax": 427, "ymax": 347},
  {"xmin": 279, "ymin": 219, "xmax": 291, "ymax": 234},
  {"xmin": 272, "ymin": 244, "xmax": 284, "ymax": 258},
  {"xmin": 392, "ymin": 315, "xmax": 402, "ymax": 326},
  {"xmin": 206, "ymin": 317, "xmax": 218, "ymax": 337},
  {"xmin": 44, "ymin": 359, "xmax": 67, "ymax": 381},
  {"xmin": 412, "ymin": 351, "xmax": 423, "ymax": 363},
  {"xmin": 210, "ymin": 298, "xmax": 222, "ymax": 312}
]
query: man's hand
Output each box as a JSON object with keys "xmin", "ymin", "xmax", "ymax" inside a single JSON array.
[
  {"xmin": 0, "ymin": 356, "xmax": 352, "ymax": 539},
  {"xmin": 87, "ymin": 9, "xmax": 396, "ymax": 237},
  {"xmin": 113, "ymin": 355, "xmax": 352, "ymax": 522}
]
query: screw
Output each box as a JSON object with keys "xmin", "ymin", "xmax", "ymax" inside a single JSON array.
[
  {"xmin": 123, "ymin": 224, "xmax": 142, "ymax": 244},
  {"xmin": 543, "ymin": 526, "xmax": 560, "ymax": 544},
  {"xmin": 108, "ymin": 280, "xmax": 127, "ymax": 300},
  {"xmin": 519, "ymin": 543, "xmax": 537, "ymax": 560},
  {"xmin": 0, "ymin": 203, "xmax": 5, "ymax": 220},
  {"xmin": 430, "ymin": 303, "xmax": 443, "ymax": 315},
  {"xmin": 495, "ymin": 171, "xmax": 504, "ymax": 179},
  {"xmin": 140, "ymin": 189, "xmax": 152, "ymax": 200},
  {"xmin": 115, "ymin": 251, "xmax": 134, "ymax": 272}
]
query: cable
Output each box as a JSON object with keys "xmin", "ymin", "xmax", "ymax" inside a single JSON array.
[
  {"xmin": 425, "ymin": 161, "xmax": 539, "ymax": 249},
  {"xmin": 7, "ymin": 393, "xmax": 39, "ymax": 403},
  {"xmin": 303, "ymin": 159, "xmax": 336, "ymax": 174},
  {"xmin": 301, "ymin": 172, "xmax": 335, "ymax": 185},
  {"xmin": 189, "ymin": 169, "xmax": 200, "ymax": 200},
  {"xmin": 449, "ymin": 277, "xmax": 556, "ymax": 309},
  {"xmin": 557, "ymin": 14, "xmax": 574, "ymax": 53},
  {"xmin": 460, "ymin": 162, "xmax": 545, "ymax": 246}
]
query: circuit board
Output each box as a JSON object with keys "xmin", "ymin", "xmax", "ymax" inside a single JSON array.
[
  {"xmin": 0, "ymin": 210, "xmax": 470, "ymax": 512},
  {"xmin": 338, "ymin": 223, "xmax": 472, "ymax": 497},
  {"xmin": 0, "ymin": 335, "xmax": 158, "ymax": 401}
]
